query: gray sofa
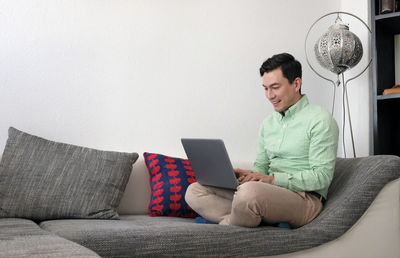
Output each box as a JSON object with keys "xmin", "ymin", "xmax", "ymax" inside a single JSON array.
[{"xmin": 1, "ymin": 127, "xmax": 399, "ymax": 257}]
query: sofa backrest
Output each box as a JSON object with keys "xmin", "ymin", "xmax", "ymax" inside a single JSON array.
[
  {"xmin": 117, "ymin": 158, "xmax": 253, "ymax": 215},
  {"xmin": 117, "ymin": 158, "xmax": 151, "ymax": 215},
  {"xmin": 0, "ymin": 150, "xmax": 252, "ymax": 216}
]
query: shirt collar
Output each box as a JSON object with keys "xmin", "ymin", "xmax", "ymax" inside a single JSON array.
[{"xmin": 276, "ymin": 95, "xmax": 309, "ymax": 120}]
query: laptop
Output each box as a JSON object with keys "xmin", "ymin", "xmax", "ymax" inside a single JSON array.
[{"xmin": 181, "ymin": 138, "xmax": 240, "ymax": 190}]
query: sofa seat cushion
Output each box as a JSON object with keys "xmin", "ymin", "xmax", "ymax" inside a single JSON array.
[
  {"xmin": 0, "ymin": 218, "xmax": 100, "ymax": 257},
  {"xmin": 41, "ymin": 215, "xmax": 304, "ymax": 257}
]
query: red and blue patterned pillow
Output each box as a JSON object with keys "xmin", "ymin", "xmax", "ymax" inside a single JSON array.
[{"xmin": 143, "ymin": 152, "xmax": 198, "ymax": 218}]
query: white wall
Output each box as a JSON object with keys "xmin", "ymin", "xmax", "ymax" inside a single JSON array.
[{"xmin": 1, "ymin": 0, "xmax": 372, "ymax": 162}]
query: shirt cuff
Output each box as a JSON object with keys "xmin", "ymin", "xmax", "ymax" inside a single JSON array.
[{"xmin": 273, "ymin": 172, "xmax": 289, "ymax": 188}]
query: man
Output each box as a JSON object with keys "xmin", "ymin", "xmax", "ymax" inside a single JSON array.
[{"xmin": 185, "ymin": 53, "xmax": 339, "ymax": 228}]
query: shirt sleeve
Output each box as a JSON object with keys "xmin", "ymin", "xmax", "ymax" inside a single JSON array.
[
  {"xmin": 273, "ymin": 114, "xmax": 339, "ymax": 193},
  {"xmin": 252, "ymin": 122, "xmax": 270, "ymax": 174}
]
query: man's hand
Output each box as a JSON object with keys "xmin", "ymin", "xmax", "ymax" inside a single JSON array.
[
  {"xmin": 234, "ymin": 168, "xmax": 252, "ymax": 178},
  {"xmin": 234, "ymin": 168, "xmax": 275, "ymax": 185}
]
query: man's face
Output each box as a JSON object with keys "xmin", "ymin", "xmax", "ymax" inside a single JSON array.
[{"xmin": 262, "ymin": 68, "xmax": 301, "ymax": 113}]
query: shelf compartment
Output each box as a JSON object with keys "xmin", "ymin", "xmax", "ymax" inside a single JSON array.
[
  {"xmin": 375, "ymin": 21, "xmax": 398, "ymax": 94},
  {"xmin": 375, "ymin": 98, "xmax": 400, "ymax": 156},
  {"xmin": 375, "ymin": 13, "xmax": 400, "ymax": 34}
]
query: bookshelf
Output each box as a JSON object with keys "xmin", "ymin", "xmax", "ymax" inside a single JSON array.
[{"xmin": 371, "ymin": 0, "xmax": 400, "ymax": 156}]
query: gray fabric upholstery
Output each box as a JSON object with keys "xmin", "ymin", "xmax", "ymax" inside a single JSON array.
[
  {"xmin": 0, "ymin": 218, "xmax": 100, "ymax": 257},
  {"xmin": 39, "ymin": 155, "xmax": 400, "ymax": 257},
  {"xmin": 306, "ymin": 155, "xmax": 400, "ymax": 240},
  {"xmin": 0, "ymin": 127, "xmax": 139, "ymax": 221}
]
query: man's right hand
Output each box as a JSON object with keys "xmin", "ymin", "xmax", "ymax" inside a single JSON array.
[{"xmin": 234, "ymin": 168, "xmax": 252, "ymax": 182}]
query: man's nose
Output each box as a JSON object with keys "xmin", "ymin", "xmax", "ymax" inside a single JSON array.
[{"xmin": 266, "ymin": 90, "xmax": 274, "ymax": 99}]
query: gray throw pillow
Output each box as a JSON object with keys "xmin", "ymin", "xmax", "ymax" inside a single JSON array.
[{"xmin": 0, "ymin": 127, "xmax": 138, "ymax": 221}]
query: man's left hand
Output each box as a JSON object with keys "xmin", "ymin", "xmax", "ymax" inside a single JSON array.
[{"xmin": 239, "ymin": 172, "xmax": 275, "ymax": 185}]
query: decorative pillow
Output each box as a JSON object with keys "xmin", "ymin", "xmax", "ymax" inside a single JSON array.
[
  {"xmin": 143, "ymin": 152, "xmax": 197, "ymax": 218},
  {"xmin": 0, "ymin": 127, "xmax": 139, "ymax": 221}
]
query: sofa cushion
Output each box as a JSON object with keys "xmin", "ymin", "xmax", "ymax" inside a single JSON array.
[
  {"xmin": 0, "ymin": 127, "xmax": 139, "ymax": 220},
  {"xmin": 40, "ymin": 155, "xmax": 400, "ymax": 257},
  {"xmin": 42, "ymin": 215, "xmax": 282, "ymax": 257},
  {"xmin": 143, "ymin": 152, "xmax": 197, "ymax": 218},
  {"xmin": 0, "ymin": 218, "xmax": 100, "ymax": 257}
]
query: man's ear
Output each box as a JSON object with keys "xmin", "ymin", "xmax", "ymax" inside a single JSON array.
[{"xmin": 294, "ymin": 77, "xmax": 302, "ymax": 92}]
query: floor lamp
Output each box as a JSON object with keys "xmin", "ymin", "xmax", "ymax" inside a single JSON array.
[{"xmin": 305, "ymin": 12, "xmax": 372, "ymax": 158}]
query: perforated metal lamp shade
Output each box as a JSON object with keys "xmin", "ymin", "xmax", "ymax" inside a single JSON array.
[{"xmin": 314, "ymin": 20, "xmax": 363, "ymax": 75}]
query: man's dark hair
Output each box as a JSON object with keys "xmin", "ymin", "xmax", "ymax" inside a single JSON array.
[{"xmin": 259, "ymin": 53, "xmax": 302, "ymax": 84}]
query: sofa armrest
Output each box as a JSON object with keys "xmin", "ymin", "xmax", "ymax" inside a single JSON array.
[{"xmin": 302, "ymin": 155, "xmax": 400, "ymax": 239}]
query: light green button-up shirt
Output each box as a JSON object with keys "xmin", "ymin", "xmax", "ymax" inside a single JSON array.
[{"xmin": 252, "ymin": 95, "xmax": 339, "ymax": 199}]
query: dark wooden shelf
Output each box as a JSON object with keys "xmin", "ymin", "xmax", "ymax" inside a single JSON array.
[
  {"xmin": 377, "ymin": 94, "xmax": 400, "ymax": 100},
  {"xmin": 375, "ymin": 11, "xmax": 400, "ymax": 20}
]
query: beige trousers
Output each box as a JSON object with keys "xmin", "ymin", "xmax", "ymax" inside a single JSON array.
[{"xmin": 185, "ymin": 181, "xmax": 323, "ymax": 228}]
